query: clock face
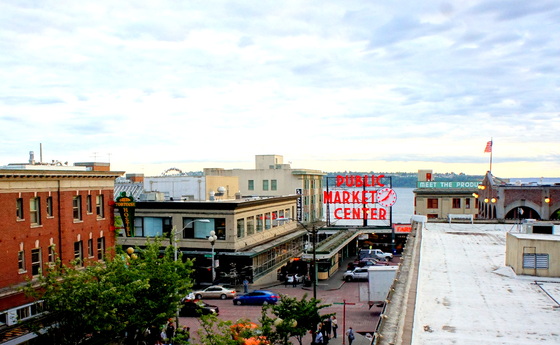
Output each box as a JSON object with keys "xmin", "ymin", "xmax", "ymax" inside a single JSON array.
[{"xmin": 376, "ymin": 188, "xmax": 397, "ymax": 207}]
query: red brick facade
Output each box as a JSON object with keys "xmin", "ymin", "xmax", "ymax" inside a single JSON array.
[{"xmin": 0, "ymin": 169, "xmax": 122, "ymax": 314}]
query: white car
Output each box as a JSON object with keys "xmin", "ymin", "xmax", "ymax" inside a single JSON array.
[
  {"xmin": 193, "ymin": 285, "xmax": 237, "ymax": 300},
  {"xmin": 343, "ymin": 268, "xmax": 369, "ymax": 282}
]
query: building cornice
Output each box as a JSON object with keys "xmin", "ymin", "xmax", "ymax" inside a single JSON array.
[{"xmin": 0, "ymin": 169, "xmax": 124, "ymax": 180}]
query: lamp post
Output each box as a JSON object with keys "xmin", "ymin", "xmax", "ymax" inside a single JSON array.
[
  {"xmin": 208, "ymin": 230, "xmax": 218, "ymax": 283},
  {"xmin": 278, "ymin": 217, "xmax": 318, "ymax": 300},
  {"xmin": 172, "ymin": 219, "xmax": 210, "ymax": 326},
  {"xmin": 173, "ymin": 219, "xmax": 210, "ymax": 262}
]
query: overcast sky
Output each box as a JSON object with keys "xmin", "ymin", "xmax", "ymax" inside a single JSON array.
[{"xmin": 1, "ymin": 1, "xmax": 559, "ymax": 177}]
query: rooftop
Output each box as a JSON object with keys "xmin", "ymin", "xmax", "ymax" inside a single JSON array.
[{"xmin": 412, "ymin": 223, "xmax": 560, "ymax": 344}]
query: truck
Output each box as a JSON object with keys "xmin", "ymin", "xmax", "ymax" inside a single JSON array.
[
  {"xmin": 359, "ymin": 265, "xmax": 398, "ymax": 307},
  {"xmin": 359, "ymin": 248, "xmax": 393, "ymax": 261}
]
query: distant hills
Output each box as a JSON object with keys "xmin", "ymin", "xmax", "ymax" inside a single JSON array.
[{"xmin": 323, "ymin": 172, "xmax": 485, "ymax": 188}]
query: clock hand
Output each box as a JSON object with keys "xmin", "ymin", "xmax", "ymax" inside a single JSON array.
[{"xmin": 380, "ymin": 194, "xmax": 391, "ymax": 202}]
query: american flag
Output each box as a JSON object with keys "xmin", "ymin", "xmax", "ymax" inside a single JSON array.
[{"xmin": 484, "ymin": 141, "xmax": 492, "ymax": 153}]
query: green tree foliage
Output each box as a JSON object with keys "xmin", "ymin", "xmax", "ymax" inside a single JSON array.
[
  {"xmin": 22, "ymin": 239, "xmax": 193, "ymax": 345},
  {"xmin": 260, "ymin": 294, "xmax": 332, "ymax": 345},
  {"xmin": 196, "ymin": 313, "xmax": 239, "ymax": 345}
]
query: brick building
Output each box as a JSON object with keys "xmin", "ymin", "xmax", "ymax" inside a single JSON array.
[
  {"xmin": 476, "ymin": 171, "xmax": 560, "ymax": 220},
  {"xmin": 0, "ymin": 164, "xmax": 122, "ymax": 337}
]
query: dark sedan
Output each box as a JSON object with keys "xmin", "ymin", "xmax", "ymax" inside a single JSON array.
[
  {"xmin": 233, "ymin": 290, "xmax": 280, "ymax": 305},
  {"xmin": 179, "ymin": 300, "xmax": 219, "ymax": 317}
]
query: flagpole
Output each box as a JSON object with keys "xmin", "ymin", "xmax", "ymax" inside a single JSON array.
[{"xmin": 489, "ymin": 138, "xmax": 493, "ymax": 173}]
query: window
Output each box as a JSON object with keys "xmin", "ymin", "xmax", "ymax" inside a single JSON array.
[
  {"xmin": 523, "ymin": 253, "xmax": 549, "ymax": 269},
  {"xmin": 88, "ymin": 239, "xmax": 94, "ymax": 257},
  {"xmin": 16, "ymin": 302, "xmax": 44, "ymax": 322},
  {"xmin": 74, "ymin": 241, "xmax": 83, "ymax": 266},
  {"xmin": 248, "ymin": 180, "xmax": 254, "ymax": 191},
  {"xmin": 134, "ymin": 217, "xmax": 173, "ymax": 237},
  {"xmin": 31, "ymin": 249, "xmax": 41, "ymax": 276},
  {"xmin": 96, "ymin": 195, "xmax": 104, "ymax": 219},
  {"xmin": 48, "ymin": 245, "xmax": 56, "ymax": 265},
  {"xmin": 73, "ymin": 196, "xmax": 82, "ymax": 221},
  {"xmin": 86, "ymin": 195, "xmax": 93, "ymax": 214},
  {"xmin": 263, "ymin": 180, "xmax": 269, "ymax": 191},
  {"xmin": 18, "ymin": 250, "xmax": 26, "ymax": 273},
  {"xmin": 271, "ymin": 180, "xmax": 277, "ymax": 191},
  {"xmin": 97, "ymin": 237, "xmax": 105, "ymax": 260},
  {"xmin": 46, "ymin": 196, "xmax": 53, "ymax": 217},
  {"xmin": 452, "ymin": 198, "xmax": 461, "ymax": 209},
  {"xmin": 465, "ymin": 198, "xmax": 471, "ymax": 209},
  {"xmin": 237, "ymin": 218, "xmax": 245, "ymax": 238},
  {"xmin": 247, "ymin": 216, "xmax": 255, "ymax": 236},
  {"xmin": 16, "ymin": 198, "xmax": 24, "ymax": 220},
  {"xmin": 427, "ymin": 198, "xmax": 439, "ymax": 209},
  {"xmin": 256, "ymin": 214, "xmax": 263, "ymax": 232},
  {"xmin": 265, "ymin": 212, "xmax": 271, "ymax": 230},
  {"xmin": 182, "ymin": 218, "xmax": 222, "ymax": 239},
  {"xmin": 30, "ymin": 197, "xmax": 41, "ymax": 225}
]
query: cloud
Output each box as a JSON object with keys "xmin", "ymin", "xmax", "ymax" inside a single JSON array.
[{"xmin": 0, "ymin": 0, "xmax": 558, "ymax": 178}]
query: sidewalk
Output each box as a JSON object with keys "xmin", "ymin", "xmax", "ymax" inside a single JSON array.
[{"xmin": 325, "ymin": 333, "xmax": 373, "ymax": 345}]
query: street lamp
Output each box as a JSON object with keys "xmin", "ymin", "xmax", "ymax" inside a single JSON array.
[
  {"xmin": 208, "ymin": 230, "xmax": 218, "ymax": 283},
  {"xmin": 172, "ymin": 219, "xmax": 210, "ymax": 326},
  {"xmin": 173, "ymin": 219, "xmax": 210, "ymax": 262},
  {"xmin": 277, "ymin": 217, "xmax": 318, "ymax": 300}
]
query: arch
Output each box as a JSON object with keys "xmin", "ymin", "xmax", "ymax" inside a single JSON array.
[
  {"xmin": 549, "ymin": 204, "xmax": 560, "ymax": 220},
  {"xmin": 504, "ymin": 200, "xmax": 542, "ymax": 220}
]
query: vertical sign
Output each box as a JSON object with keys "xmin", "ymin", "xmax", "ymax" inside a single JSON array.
[
  {"xmin": 115, "ymin": 193, "xmax": 136, "ymax": 237},
  {"xmin": 296, "ymin": 188, "xmax": 303, "ymax": 222}
]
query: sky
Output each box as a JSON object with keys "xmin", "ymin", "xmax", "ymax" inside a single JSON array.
[
  {"xmin": 1, "ymin": 1, "xmax": 559, "ymax": 178},
  {"xmin": 413, "ymin": 223, "xmax": 560, "ymax": 344}
]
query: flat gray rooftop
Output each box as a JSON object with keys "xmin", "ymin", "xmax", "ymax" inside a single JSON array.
[{"xmin": 412, "ymin": 223, "xmax": 560, "ymax": 344}]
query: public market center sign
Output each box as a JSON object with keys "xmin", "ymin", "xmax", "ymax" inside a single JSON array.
[{"xmin": 323, "ymin": 175, "xmax": 397, "ymax": 220}]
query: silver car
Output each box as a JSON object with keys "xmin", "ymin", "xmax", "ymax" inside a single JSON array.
[{"xmin": 193, "ymin": 285, "xmax": 237, "ymax": 300}]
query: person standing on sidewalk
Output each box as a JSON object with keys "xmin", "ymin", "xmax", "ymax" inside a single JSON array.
[
  {"xmin": 346, "ymin": 327, "xmax": 355, "ymax": 345},
  {"xmin": 331, "ymin": 316, "xmax": 338, "ymax": 338}
]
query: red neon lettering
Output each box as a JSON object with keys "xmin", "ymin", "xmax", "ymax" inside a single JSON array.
[{"xmin": 335, "ymin": 175, "xmax": 386, "ymax": 188}]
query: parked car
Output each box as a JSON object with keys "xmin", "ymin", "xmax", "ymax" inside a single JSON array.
[
  {"xmin": 359, "ymin": 249, "xmax": 393, "ymax": 261},
  {"xmin": 233, "ymin": 290, "xmax": 280, "ymax": 305},
  {"xmin": 193, "ymin": 285, "xmax": 237, "ymax": 300},
  {"xmin": 179, "ymin": 300, "xmax": 219, "ymax": 317},
  {"xmin": 286, "ymin": 273, "xmax": 304, "ymax": 284},
  {"xmin": 343, "ymin": 267, "xmax": 369, "ymax": 282}
]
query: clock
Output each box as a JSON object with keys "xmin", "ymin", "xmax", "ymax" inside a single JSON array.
[{"xmin": 376, "ymin": 188, "xmax": 397, "ymax": 207}]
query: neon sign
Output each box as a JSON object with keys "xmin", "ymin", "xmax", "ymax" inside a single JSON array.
[{"xmin": 324, "ymin": 175, "xmax": 397, "ymax": 220}]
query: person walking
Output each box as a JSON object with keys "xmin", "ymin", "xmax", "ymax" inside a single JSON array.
[
  {"xmin": 331, "ymin": 316, "xmax": 338, "ymax": 338},
  {"xmin": 346, "ymin": 327, "xmax": 355, "ymax": 345},
  {"xmin": 243, "ymin": 278, "xmax": 249, "ymax": 293}
]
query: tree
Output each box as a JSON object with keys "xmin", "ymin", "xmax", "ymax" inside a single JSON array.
[
  {"xmin": 260, "ymin": 294, "xmax": 332, "ymax": 345},
  {"xmin": 22, "ymin": 239, "xmax": 194, "ymax": 345},
  {"xmin": 196, "ymin": 313, "xmax": 242, "ymax": 345}
]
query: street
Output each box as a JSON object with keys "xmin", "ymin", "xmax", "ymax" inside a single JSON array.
[{"xmin": 179, "ymin": 279, "xmax": 383, "ymax": 344}]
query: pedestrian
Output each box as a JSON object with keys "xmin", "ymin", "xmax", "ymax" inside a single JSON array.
[
  {"xmin": 315, "ymin": 329, "xmax": 324, "ymax": 345},
  {"xmin": 292, "ymin": 275, "xmax": 297, "ymax": 288},
  {"xmin": 323, "ymin": 317, "xmax": 332, "ymax": 339},
  {"xmin": 243, "ymin": 278, "xmax": 249, "ymax": 293},
  {"xmin": 331, "ymin": 316, "xmax": 338, "ymax": 338},
  {"xmin": 166, "ymin": 321, "xmax": 175, "ymax": 345},
  {"xmin": 284, "ymin": 275, "xmax": 289, "ymax": 287},
  {"xmin": 346, "ymin": 327, "xmax": 355, "ymax": 345}
]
